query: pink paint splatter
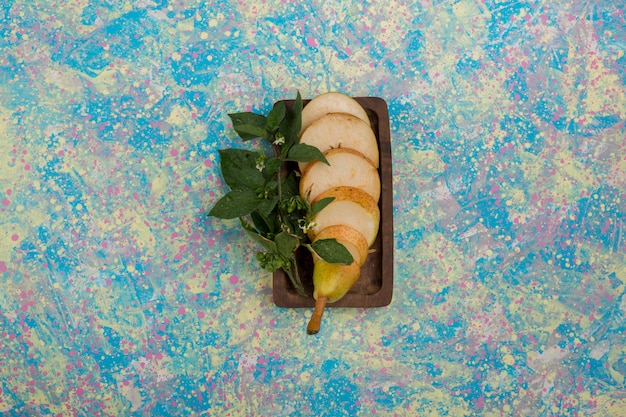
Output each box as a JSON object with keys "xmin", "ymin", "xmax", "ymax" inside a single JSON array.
[
  {"xmin": 11, "ymin": 234, "xmax": 19, "ymax": 241},
  {"xmin": 178, "ymin": 307, "xmax": 186, "ymax": 315},
  {"xmin": 0, "ymin": 261, "xmax": 6, "ymax": 273},
  {"xmin": 229, "ymin": 275, "xmax": 239, "ymax": 285},
  {"xmin": 306, "ymin": 36, "xmax": 318, "ymax": 47},
  {"xmin": 474, "ymin": 395, "xmax": 485, "ymax": 410},
  {"xmin": 1, "ymin": 198, "xmax": 9, "ymax": 206},
  {"xmin": 21, "ymin": 300, "xmax": 35, "ymax": 312}
]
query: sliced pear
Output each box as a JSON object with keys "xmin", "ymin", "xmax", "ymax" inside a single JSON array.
[
  {"xmin": 298, "ymin": 112, "xmax": 379, "ymax": 172},
  {"xmin": 314, "ymin": 225, "xmax": 369, "ymax": 266},
  {"xmin": 300, "ymin": 92, "xmax": 370, "ymax": 135},
  {"xmin": 300, "ymin": 148, "xmax": 381, "ymax": 203},
  {"xmin": 309, "ymin": 186, "xmax": 380, "ymax": 248}
]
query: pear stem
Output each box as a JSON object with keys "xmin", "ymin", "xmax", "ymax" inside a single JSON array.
[{"xmin": 307, "ymin": 297, "xmax": 327, "ymax": 335}]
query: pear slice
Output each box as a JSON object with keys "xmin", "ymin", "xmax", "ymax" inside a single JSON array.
[
  {"xmin": 300, "ymin": 148, "xmax": 381, "ymax": 203},
  {"xmin": 314, "ymin": 225, "xmax": 369, "ymax": 266},
  {"xmin": 309, "ymin": 186, "xmax": 380, "ymax": 248},
  {"xmin": 300, "ymin": 92, "xmax": 370, "ymax": 135},
  {"xmin": 298, "ymin": 112, "xmax": 379, "ymax": 173}
]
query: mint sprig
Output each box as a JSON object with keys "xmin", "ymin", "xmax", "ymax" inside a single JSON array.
[{"xmin": 208, "ymin": 92, "xmax": 354, "ymax": 297}]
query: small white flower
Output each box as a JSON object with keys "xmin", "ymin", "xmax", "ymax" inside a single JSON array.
[
  {"xmin": 255, "ymin": 152, "xmax": 266, "ymax": 172},
  {"xmin": 272, "ymin": 133, "xmax": 285, "ymax": 146},
  {"xmin": 298, "ymin": 219, "xmax": 317, "ymax": 233}
]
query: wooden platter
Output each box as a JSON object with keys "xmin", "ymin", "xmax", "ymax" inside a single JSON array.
[{"xmin": 272, "ymin": 97, "xmax": 394, "ymax": 308}]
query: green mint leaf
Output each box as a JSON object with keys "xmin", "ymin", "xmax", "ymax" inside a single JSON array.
[
  {"xmin": 275, "ymin": 231, "xmax": 299, "ymax": 260},
  {"xmin": 228, "ymin": 112, "xmax": 268, "ymax": 141},
  {"xmin": 311, "ymin": 239, "xmax": 354, "ymax": 265},
  {"xmin": 267, "ymin": 102, "xmax": 286, "ymax": 131},
  {"xmin": 279, "ymin": 92, "xmax": 302, "ymax": 148},
  {"xmin": 208, "ymin": 188, "xmax": 261, "ymax": 219},
  {"xmin": 218, "ymin": 149, "xmax": 265, "ymax": 190},
  {"xmin": 285, "ymin": 143, "xmax": 328, "ymax": 164},
  {"xmin": 311, "ymin": 197, "xmax": 335, "ymax": 216}
]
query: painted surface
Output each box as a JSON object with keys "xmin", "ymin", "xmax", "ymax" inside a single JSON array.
[{"xmin": 1, "ymin": 0, "xmax": 625, "ymax": 415}]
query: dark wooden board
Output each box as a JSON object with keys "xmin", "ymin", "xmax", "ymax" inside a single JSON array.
[{"xmin": 272, "ymin": 96, "xmax": 394, "ymax": 308}]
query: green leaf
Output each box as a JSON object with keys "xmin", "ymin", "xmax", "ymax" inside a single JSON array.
[
  {"xmin": 311, "ymin": 197, "xmax": 334, "ymax": 216},
  {"xmin": 266, "ymin": 180, "xmax": 279, "ymax": 192},
  {"xmin": 218, "ymin": 149, "xmax": 265, "ymax": 190},
  {"xmin": 228, "ymin": 112, "xmax": 268, "ymax": 141},
  {"xmin": 279, "ymin": 92, "xmax": 302, "ymax": 148},
  {"xmin": 275, "ymin": 231, "xmax": 299, "ymax": 259},
  {"xmin": 264, "ymin": 157, "xmax": 282, "ymax": 179},
  {"xmin": 250, "ymin": 211, "xmax": 271, "ymax": 236},
  {"xmin": 257, "ymin": 195, "xmax": 279, "ymax": 217},
  {"xmin": 285, "ymin": 143, "xmax": 329, "ymax": 164},
  {"xmin": 233, "ymin": 124, "xmax": 269, "ymax": 141},
  {"xmin": 243, "ymin": 227, "xmax": 278, "ymax": 254},
  {"xmin": 281, "ymin": 172, "xmax": 300, "ymax": 199},
  {"xmin": 208, "ymin": 188, "xmax": 261, "ymax": 219},
  {"xmin": 311, "ymin": 239, "xmax": 354, "ymax": 265},
  {"xmin": 267, "ymin": 102, "xmax": 286, "ymax": 131}
]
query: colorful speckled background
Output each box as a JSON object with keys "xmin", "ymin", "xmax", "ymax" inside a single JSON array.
[{"xmin": 1, "ymin": 0, "xmax": 625, "ymax": 415}]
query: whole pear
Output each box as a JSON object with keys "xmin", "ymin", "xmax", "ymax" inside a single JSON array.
[
  {"xmin": 313, "ymin": 257, "xmax": 361, "ymax": 303},
  {"xmin": 306, "ymin": 255, "xmax": 361, "ymax": 335}
]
